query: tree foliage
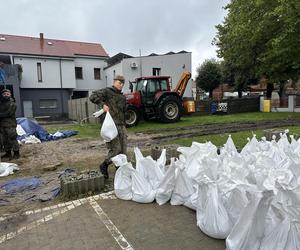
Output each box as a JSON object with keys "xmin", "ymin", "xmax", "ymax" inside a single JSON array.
[
  {"xmin": 196, "ymin": 59, "xmax": 222, "ymax": 98},
  {"xmin": 214, "ymin": 0, "xmax": 300, "ymax": 93}
]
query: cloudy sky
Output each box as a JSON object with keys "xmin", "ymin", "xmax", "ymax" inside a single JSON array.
[{"xmin": 1, "ymin": 0, "xmax": 229, "ymax": 77}]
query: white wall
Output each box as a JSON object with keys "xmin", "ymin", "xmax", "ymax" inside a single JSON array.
[
  {"xmin": 14, "ymin": 56, "xmax": 76, "ymax": 89},
  {"xmin": 104, "ymin": 63, "xmax": 123, "ymax": 88},
  {"xmin": 104, "ymin": 52, "xmax": 192, "ymax": 97},
  {"xmin": 74, "ymin": 57, "xmax": 107, "ymax": 91}
]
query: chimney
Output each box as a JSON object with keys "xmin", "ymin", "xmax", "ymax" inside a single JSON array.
[{"xmin": 40, "ymin": 33, "xmax": 44, "ymax": 49}]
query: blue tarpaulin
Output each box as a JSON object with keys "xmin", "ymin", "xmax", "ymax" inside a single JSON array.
[
  {"xmin": 0, "ymin": 177, "xmax": 42, "ymax": 194},
  {"xmin": 16, "ymin": 117, "xmax": 78, "ymax": 142}
]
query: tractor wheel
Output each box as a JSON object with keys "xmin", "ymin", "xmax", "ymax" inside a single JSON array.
[
  {"xmin": 157, "ymin": 95, "xmax": 182, "ymax": 123},
  {"xmin": 125, "ymin": 106, "xmax": 139, "ymax": 127}
]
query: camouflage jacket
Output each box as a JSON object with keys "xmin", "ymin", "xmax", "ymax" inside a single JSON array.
[
  {"xmin": 0, "ymin": 98, "xmax": 17, "ymax": 127},
  {"xmin": 89, "ymin": 86, "xmax": 127, "ymax": 126}
]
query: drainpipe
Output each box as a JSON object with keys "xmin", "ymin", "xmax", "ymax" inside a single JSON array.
[
  {"xmin": 59, "ymin": 58, "xmax": 64, "ymax": 118},
  {"xmin": 139, "ymin": 49, "xmax": 142, "ymax": 77}
]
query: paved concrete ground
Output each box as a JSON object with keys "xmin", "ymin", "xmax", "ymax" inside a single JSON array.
[{"xmin": 0, "ymin": 192, "xmax": 225, "ymax": 250}]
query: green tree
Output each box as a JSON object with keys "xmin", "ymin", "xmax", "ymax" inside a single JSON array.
[
  {"xmin": 220, "ymin": 60, "xmax": 235, "ymax": 86},
  {"xmin": 196, "ymin": 59, "xmax": 221, "ymax": 98},
  {"xmin": 214, "ymin": 0, "xmax": 300, "ymax": 96}
]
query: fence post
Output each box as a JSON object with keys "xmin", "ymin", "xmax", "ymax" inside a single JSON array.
[{"xmin": 85, "ymin": 99, "xmax": 89, "ymax": 123}]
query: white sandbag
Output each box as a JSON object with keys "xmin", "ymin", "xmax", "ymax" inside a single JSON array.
[
  {"xmin": 220, "ymin": 134, "xmax": 238, "ymax": 155},
  {"xmin": 197, "ymin": 180, "xmax": 232, "ymax": 239},
  {"xmin": 111, "ymin": 154, "xmax": 128, "ymax": 167},
  {"xmin": 132, "ymin": 170, "xmax": 155, "ymax": 203},
  {"xmin": 156, "ymin": 149, "xmax": 167, "ymax": 173},
  {"xmin": 140, "ymin": 157, "xmax": 164, "ymax": 190},
  {"xmin": 134, "ymin": 147, "xmax": 166, "ymax": 190},
  {"xmin": 100, "ymin": 111, "xmax": 118, "ymax": 142},
  {"xmin": 114, "ymin": 163, "xmax": 134, "ymax": 200},
  {"xmin": 134, "ymin": 147, "xmax": 144, "ymax": 173},
  {"xmin": 220, "ymin": 183, "xmax": 249, "ymax": 225},
  {"xmin": 111, "ymin": 154, "xmax": 133, "ymax": 200},
  {"xmin": 262, "ymin": 202, "xmax": 300, "ymax": 250},
  {"xmin": 170, "ymin": 166, "xmax": 194, "ymax": 206},
  {"xmin": 226, "ymin": 190, "xmax": 273, "ymax": 250},
  {"xmin": 183, "ymin": 184, "xmax": 198, "ymax": 210},
  {"xmin": 156, "ymin": 159, "xmax": 176, "ymax": 205},
  {"xmin": 0, "ymin": 163, "xmax": 19, "ymax": 177},
  {"xmin": 260, "ymin": 214, "xmax": 290, "ymax": 250},
  {"xmin": 285, "ymin": 220, "xmax": 300, "ymax": 250}
]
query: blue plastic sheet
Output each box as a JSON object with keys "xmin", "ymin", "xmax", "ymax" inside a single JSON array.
[
  {"xmin": 16, "ymin": 117, "xmax": 78, "ymax": 142},
  {"xmin": 0, "ymin": 177, "xmax": 41, "ymax": 194}
]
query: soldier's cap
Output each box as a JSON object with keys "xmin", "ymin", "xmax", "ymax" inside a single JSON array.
[
  {"xmin": 1, "ymin": 89, "xmax": 11, "ymax": 94},
  {"xmin": 114, "ymin": 75, "xmax": 125, "ymax": 83}
]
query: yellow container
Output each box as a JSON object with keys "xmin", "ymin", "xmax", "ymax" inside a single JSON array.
[
  {"xmin": 263, "ymin": 100, "xmax": 271, "ymax": 112},
  {"xmin": 183, "ymin": 100, "xmax": 196, "ymax": 113}
]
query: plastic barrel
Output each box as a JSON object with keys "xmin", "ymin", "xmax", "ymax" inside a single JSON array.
[
  {"xmin": 183, "ymin": 99, "xmax": 195, "ymax": 113},
  {"xmin": 211, "ymin": 102, "xmax": 218, "ymax": 114},
  {"xmin": 263, "ymin": 100, "xmax": 271, "ymax": 112}
]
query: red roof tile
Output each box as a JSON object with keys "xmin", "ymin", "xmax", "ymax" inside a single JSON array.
[{"xmin": 0, "ymin": 34, "xmax": 108, "ymax": 58}]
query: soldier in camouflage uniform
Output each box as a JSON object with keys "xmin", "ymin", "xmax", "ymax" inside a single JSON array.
[
  {"xmin": 0, "ymin": 89, "xmax": 20, "ymax": 160},
  {"xmin": 89, "ymin": 75, "xmax": 127, "ymax": 179}
]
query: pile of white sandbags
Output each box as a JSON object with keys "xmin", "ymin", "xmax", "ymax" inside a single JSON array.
[{"xmin": 112, "ymin": 130, "xmax": 300, "ymax": 250}]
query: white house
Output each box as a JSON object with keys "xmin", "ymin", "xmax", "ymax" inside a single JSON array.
[
  {"xmin": 0, "ymin": 33, "xmax": 193, "ymax": 119},
  {"xmin": 104, "ymin": 51, "xmax": 193, "ymax": 97},
  {"xmin": 0, "ymin": 33, "xmax": 109, "ymax": 118}
]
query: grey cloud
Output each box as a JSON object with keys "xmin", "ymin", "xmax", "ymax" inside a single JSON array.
[{"xmin": 0, "ymin": 0, "xmax": 229, "ymax": 75}]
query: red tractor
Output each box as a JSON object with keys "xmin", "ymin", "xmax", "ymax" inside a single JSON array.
[{"xmin": 125, "ymin": 71, "xmax": 191, "ymax": 127}]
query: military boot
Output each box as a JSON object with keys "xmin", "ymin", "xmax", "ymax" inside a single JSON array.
[
  {"xmin": 99, "ymin": 161, "xmax": 109, "ymax": 179},
  {"xmin": 13, "ymin": 150, "xmax": 20, "ymax": 159},
  {"xmin": 2, "ymin": 151, "xmax": 12, "ymax": 161}
]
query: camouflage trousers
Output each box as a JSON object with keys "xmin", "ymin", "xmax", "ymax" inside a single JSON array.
[
  {"xmin": 0, "ymin": 126, "xmax": 19, "ymax": 152},
  {"xmin": 105, "ymin": 125, "xmax": 127, "ymax": 163}
]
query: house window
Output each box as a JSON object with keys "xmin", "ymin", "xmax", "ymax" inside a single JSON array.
[
  {"xmin": 39, "ymin": 99, "xmax": 57, "ymax": 109},
  {"xmin": 153, "ymin": 68, "xmax": 161, "ymax": 76},
  {"xmin": 75, "ymin": 67, "xmax": 83, "ymax": 79},
  {"xmin": 37, "ymin": 63, "xmax": 43, "ymax": 82},
  {"xmin": 94, "ymin": 68, "xmax": 101, "ymax": 80}
]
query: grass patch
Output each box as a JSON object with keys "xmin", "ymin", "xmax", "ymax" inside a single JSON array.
[
  {"xmin": 128, "ymin": 112, "xmax": 300, "ymax": 133},
  {"xmin": 169, "ymin": 126, "xmax": 300, "ymax": 149},
  {"xmin": 45, "ymin": 112, "xmax": 300, "ymax": 139}
]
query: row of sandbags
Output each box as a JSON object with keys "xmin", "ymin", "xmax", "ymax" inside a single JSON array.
[{"xmin": 112, "ymin": 131, "xmax": 300, "ymax": 250}]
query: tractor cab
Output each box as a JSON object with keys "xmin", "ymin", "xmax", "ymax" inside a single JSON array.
[
  {"xmin": 135, "ymin": 76, "xmax": 171, "ymax": 105},
  {"xmin": 126, "ymin": 76, "xmax": 171, "ymax": 107}
]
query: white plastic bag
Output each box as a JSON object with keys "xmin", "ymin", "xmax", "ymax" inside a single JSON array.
[
  {"xmin": 100, "ymin": 111, "xmax": 118, "ymax": 142},
  {"xmin": 93, "ymin": 109, "xmax": 104, "ymax": 118},
  {"xmin": 0, "ymin": 163, "xmax": 19, "ymax": 177}
]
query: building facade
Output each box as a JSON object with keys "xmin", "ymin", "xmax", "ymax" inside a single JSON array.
[
  {"xmin": 0, "ymin": 33, "xmax": 108, "ymax": 119},
  {"xmin": 104, "ymin": 51, "xmax": 193, "ymax": 97}
]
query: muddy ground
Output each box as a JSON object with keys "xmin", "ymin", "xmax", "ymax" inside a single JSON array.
[{"xmin": 0, "ymin": 119, "xmax": 298, "ymax": 219}]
